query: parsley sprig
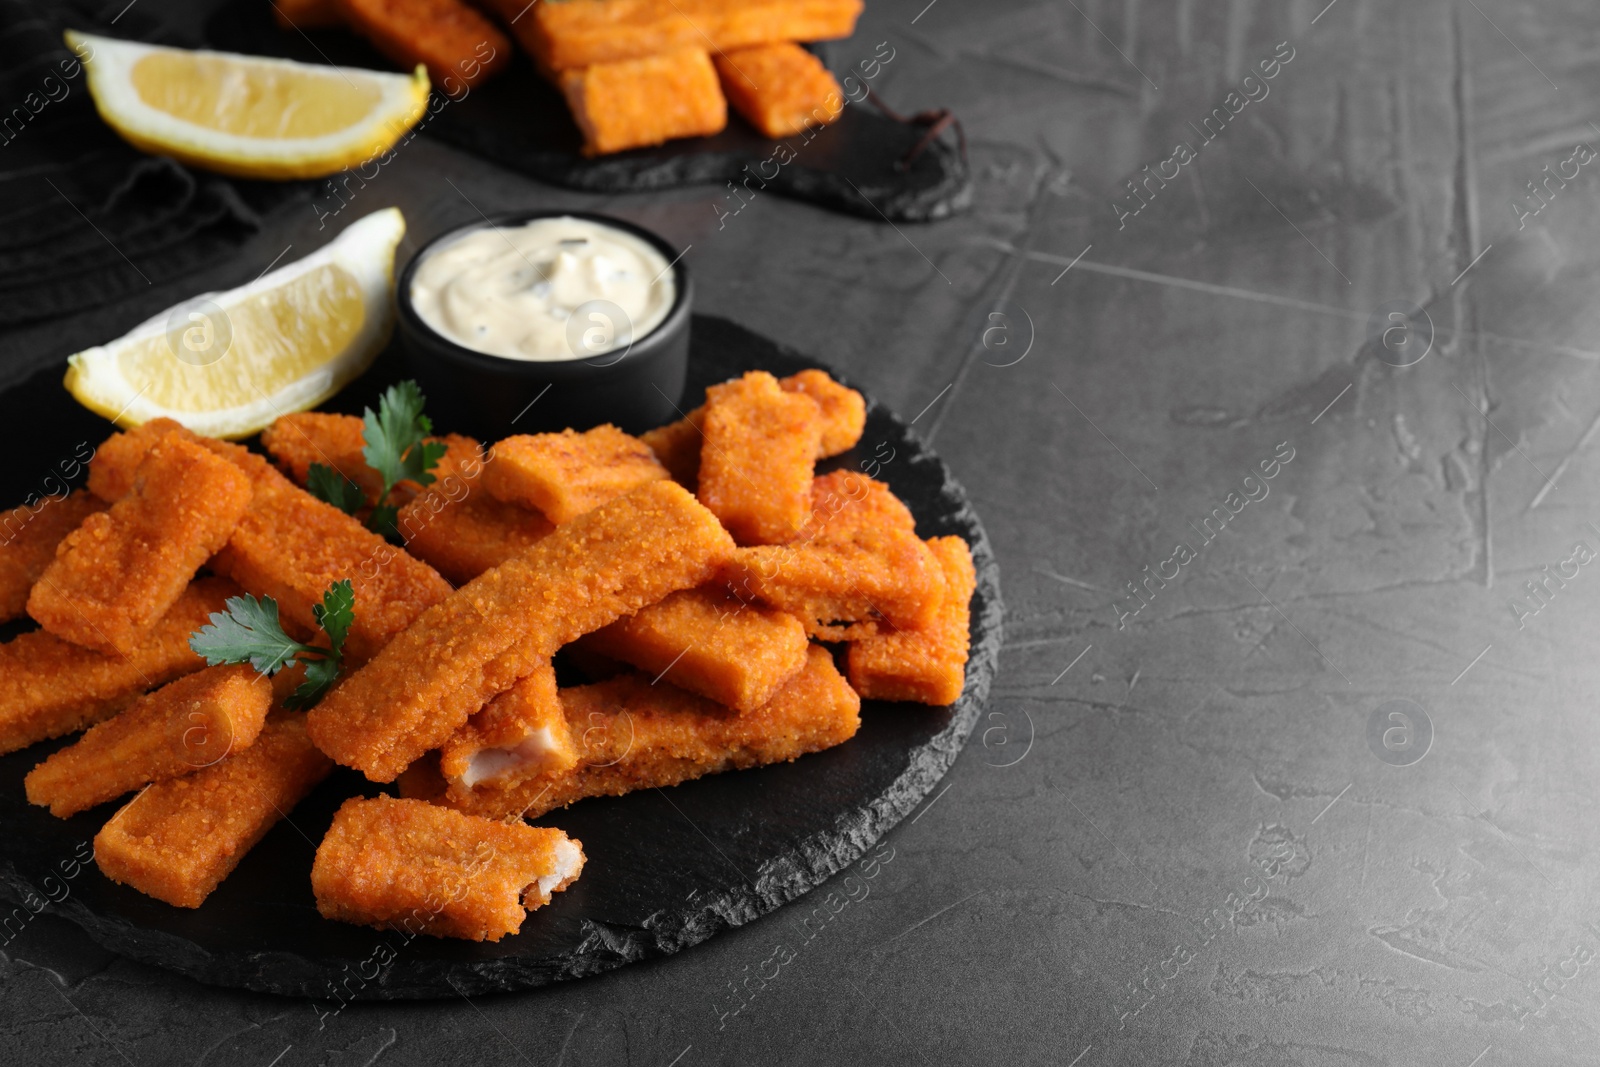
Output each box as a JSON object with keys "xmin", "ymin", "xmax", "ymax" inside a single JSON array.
[
  {"xmin": 308, "ymin": 380, "xmax": 448, "ymax": 540},
  {"xmin": 189, "ymin": 580, "xmax": 355, "ymax": 710}
]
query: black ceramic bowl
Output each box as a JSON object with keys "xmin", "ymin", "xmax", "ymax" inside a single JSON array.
[{"xmin": 395, "ymin": 210, "xmax": 691, "ymax": 439}]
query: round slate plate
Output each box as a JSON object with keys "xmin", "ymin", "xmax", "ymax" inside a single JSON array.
[
  {"xmin": 203, "ymin": 2, "xmax": 972, "ymax": 224},
  {"xmin": 0, "ymin": 315, "xmax": 1002, "ymax": 998}
]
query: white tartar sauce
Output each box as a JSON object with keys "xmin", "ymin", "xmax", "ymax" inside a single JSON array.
[{"xmin": 410, "ymin": 216, "xmax": 675, "ymax": 361}]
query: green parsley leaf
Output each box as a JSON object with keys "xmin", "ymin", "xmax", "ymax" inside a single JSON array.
[
  {"xmin": 306, "ymin": 463, "xmax": 365, "ymax": 516},
  {"xmin": 287, "ymin": 654, "xmax": 342, "ymax": 711},
  {"xmin": 363, "ymin": 381, "xmax": 445, "ymax": 493},
  {"xmin": 188, "ymin": 583, "xmax": 357, "ymax": 710},
  {"xmin": 189, "ymin": 594, "xmax": 318, "ymax": 675},
  {"xmin": 313, "ymin": 579, "xmax": 355, "ymax": 656}
]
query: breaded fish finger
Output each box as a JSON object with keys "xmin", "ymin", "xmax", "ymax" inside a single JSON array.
[
  {"xmin": 698, "ymin": 371, "xmax": 822, "ymax": 545},
  {"xmin": 274, "ymin": 0, "xmax": 343, "ymax": 29},
  {"xmin": 29, "ymin": 435, "xmax": 251, "ymax": 655},
  {"xmin": 94, "ymin": 712, "xmax": 332, "ymax": 909},
  {"xmin": 419, "ymin": 644, "xmax": 859, "ymax": 820},
  {"xmin": 88, "ymin": 419, "xmax": 267, "ymax": 502},
  {"xmin": 312, "ymin": 796, "xmax": 585, "ymax": 941},
  {"xmin": 578, "ymin": 584, "xmax": 807, "ymax": 712},
  {"xmin": 336, "ymin": 0, "xmax": 510, "ymax": 88},
  {"xmin": 25, "ymin": 664, "xmax": 272, "ymax": 818},
  {"xmin": 721, "ymin": 470, "xmax": 945, "ymax": 639},
  {"xmin": 485, "ymin": 425, "xmax": 668, "ymax": 524},
  {"xmin": 260, "ymin": 412, "xmax": 384, "ymax": 504},
  {"xmin": 847, "ymin": 536, "xmax": 975, "ymax": 705},
  {"xmin": 438, "ymin": 661, "xmax": 576, "ymax": 797},
  {"xmin": 714, "ymin": 43, "xmax": 843, "ymax": 138},
  {"xmin": 0, "ymin": 576, "xmax": 240, "ymax": 755},
  {"xmin": 308, "ymin": 480, "xmax": 736, "ymax": 782},
  {"xmin": 517, "ymin": 0, "xmax": 863, "ymax": 71},
  {"xmin": 89, "ymin": 423, "xmax": 454, "ymax": 664},
  {"xmin": 638, "ymin": 409, "xmax": 703, "ymax": 487},
  {"xmin": 213, "ymin": 466, "xmax": 452, "ymax": 664},
  {"xmin": 642, "ymin": 370, "xmax": 863, "ymax": 489},
  {"xmin": 559, "ymin": 48, "xmax": 728, "ymax": 156},
  {"xmin": 0, "ymin": 490, "xmax": 105, "ymax": 623}
]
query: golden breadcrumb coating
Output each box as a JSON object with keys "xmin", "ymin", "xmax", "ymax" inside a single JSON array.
[
  {"xmin": 88, "ymin": 419, "xmax": 268, "ymax": 502},
  {"xmin": 87, "ymin": 420, "xmax": 452, "ymax": 663},
  {"xmin": 778, "ymin": 369, "xmax": 865, "ymax": 456},
  {"xmin": 415, "ymin": 644, "xmax": 859, "ymax": 820},
  {"xmin": 485, "ymin": 426, "xmax": 668, "ymax": 525},
  {"xmin": 639, "ymin": 409, "xmax": 704, "ymax": 487},
  {"xmin": 335, "ymin": 0, "xmax": 510, "ymax": 88},
  {"xmin": 645, "ymin": 370, "xmax": 862, "ymax": 492},
  {"xmin": 0, "ymin": 576, "xmax": 240, "ymax": 755},
  {"xmin": 698, "ymin": 371, "xmax": 822, "ymax": 545},
  {"xmin": 25, "ymin": 664, "xmax": 271, "ymax": 817},
  {"xmin": 312, "ymin": 795, "xmax": 585, "ymax": 941},
  {"xmin": 0, "ymin": 490, "xmax": 105, "ymax": 622},
  {"xmin": 579, "ymin": 584, "xmax": 807, "ymax": 711},
  {"xmin": 558, "ymin": 49, "xmax": 728, "ymax": 156},
  {"xmin": 439, "ymin": 661, "xmax": 577, "ymax": 798},
  {"xmin": 307, "ymin": 480, "xmax": 736, "ymax": 782},
  {"xmin": 847, "ymin": 536, "xmax": 975, "ymax": 705},
  {"xmin": 260, "ymin": 412, "xmax": 384, "ymax": 504},
  {"xmin": 212, "ymin": 465, "xmax": 452, "ymax": 664},
  {"xmin": 29, "ymin": 435, "xmax": 251, "ymax": 655},
  {"xmin": 93, "ymin": 712, "xmax": 332, "ymax": 908},
  {"xmin": 722, "ymin": 469, "xmax": 945, "ymax": 639},
  {"xmin": 519, "ymin": 0, "xmax": 863, "ymax": 71},
  {"xmin": 714, "ymin": 43, "xmax": 843, "ymax": 138}
]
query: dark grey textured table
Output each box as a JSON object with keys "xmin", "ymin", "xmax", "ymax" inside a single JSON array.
[{"xmin": 5, "ymin": 0, "xmax": 1599, "ymax": 1063}]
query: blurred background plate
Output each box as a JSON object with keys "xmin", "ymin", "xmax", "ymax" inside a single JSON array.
[{"xmin": 205, "ymin": 1, "xmax": 971, "ymax": 223}]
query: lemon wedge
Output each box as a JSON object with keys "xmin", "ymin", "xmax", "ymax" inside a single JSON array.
[
  {"xmin": 67, "ymin": 30, "xmax": 428, "ymax": 180},
  {"xmin": 65, "ymin": 207, "xmax": 405, "ymax": 439}
]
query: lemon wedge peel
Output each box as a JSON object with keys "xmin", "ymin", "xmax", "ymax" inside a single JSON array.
[
  {"xmin": 67, "ymin": 31, "xmax": 428, "ymax": 180},
  {"xmin": 64, "ymin": 207, "xmax": 405, "ymax": 440}
]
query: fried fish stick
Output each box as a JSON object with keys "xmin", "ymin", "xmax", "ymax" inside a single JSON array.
[
  {"xmin": 0, "ymin": 491, "xmax": 105, "ymax": 623},
  {"xmin": 722, "ymin": 470, "xmax": 945, "ymax": 640},
  {"xmin": 0, "ymin": 576, "xmax": 240, "ymax": 756},
  {"xmin": 336, "ymin": 0, "xmax": 510, "ymax": 87},
  {"xmin": 560, "ymin": 48, "xmax": 727, "ymax": 156},
  {"xmin": 698, "ymin": 371, "xmax": 822, "ymax": 545},
  {"xmin": 422, "ymin": 645, "xmax": 860, "ymax": 820},
  {"xmin": 715, "ymin": 43, "xmax": 844, "ymax": 138},
  {"xmin": 273, "ymin": 0, "xmax": 344, "ymax": 29},
  {"xmin": 29, "ymin": 436, "xmax": 251, "ymax": 655},
  {"xmin": 260, "ymin": 412, "xmax": 383, "ymax": 504},
  {"xmin": 779, "ymin": 369, "xmax": 866, "ymax": 456},
  {"xmin": 312, "ymin": 796, "xmax": 585, "ymax": 941},
  {"xmin": 207, "ymin": 457, "xmax": 452, "ymax": 664},
  {"xmin": 25, "ymin": 665, "xmax": 272, "ymax": 818},
  {"xmin": 847, "ymin": 537, "xmax": 974, "ymax": 705},
  {"xmin": 517, "ymin": 0, "xmax": 863, "ymax": 71},
  {"xmin": 643, "ymin": 370, "xmax": 863, "ymax": 488},
  {"xmin": 94, "ymin": 713, "xmax": 332, "ymax": 909},
  {"xmin": 88, "ymin": 419, "xmax": 268, "ymax": 503},
  {"xmin": 578, "ymin": 585, "xmax": 807, "ymax": 712},
  {"xmin": 398, "ymin": 483, "xmax": 553, "ymax": 585},
  {"xmin": 639, "ymin": 410, "xmax": 703, "ymax": 487},
  {"xmin": 308, "ymin": 480, "xmax": 736, "ymax": 782},
  {"xmin": 438, "ymin": 661, "xmax": 576, "ymax": 796},
  {"xmin": 485, "ymin": 426, "xmax": 668, "ymax": 524}
]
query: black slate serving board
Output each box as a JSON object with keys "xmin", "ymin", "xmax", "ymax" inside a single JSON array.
[
  {"xmin": 0, "ymin": 315, "xmax": 1001, "ymax": 998},
  {"xmin": 204, "ymin": 2, "xmax": 971, "ymax": 223}
]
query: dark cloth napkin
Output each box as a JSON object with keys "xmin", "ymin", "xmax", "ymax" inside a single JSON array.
[{"xmin": 0, "ymin": 0, "xmax": 305, "ymax": 328}]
